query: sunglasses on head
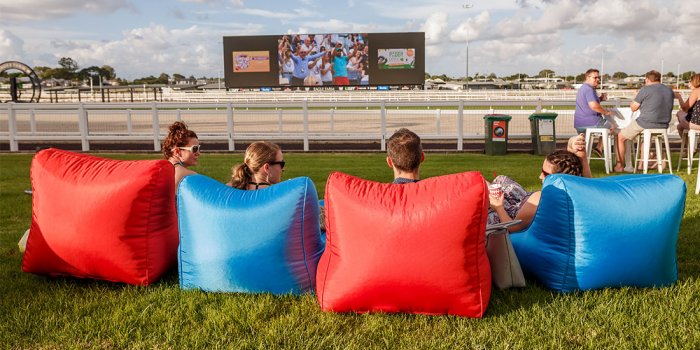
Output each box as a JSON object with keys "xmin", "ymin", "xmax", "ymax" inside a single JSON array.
[
  {"xmin": 179, "ymin": 145, "xmax": 201, "ymax": 153},
  {"xmin": 268, "ymin": 160, "xmax": 286, "ymax": 169}
]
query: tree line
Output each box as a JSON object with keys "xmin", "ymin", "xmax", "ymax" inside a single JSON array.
[
  {"xmin": 426, "ymin": 68, "xmax": 697, "ymax": 83},
  {"xmin": 0, "ymin": 57, "xmax": 207, "ymax": 86}
]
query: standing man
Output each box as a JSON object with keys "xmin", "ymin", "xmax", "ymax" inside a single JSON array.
[
  {"xmin": 332, "ymin": 41, "xmax": 357, "ymax": 86},
  {"xmin": 290, "ymin": 48, "xmax": 324, "ymax": 86},
  {"xmin": 574, "ymin": 68, "xmax": 613, "ymax": 155},
  {"xmin": 614, "ymin": 70, "xmax": 674, "ymax": 172}
]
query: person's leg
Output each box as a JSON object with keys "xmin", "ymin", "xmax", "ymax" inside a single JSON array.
[{"xmin": 615, "ymin": 132, "xmax": 628, "ymax": 172}]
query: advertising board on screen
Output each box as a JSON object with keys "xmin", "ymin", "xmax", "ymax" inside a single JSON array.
[
  {"xmin": 223, "ymin": 32, "xmax": 424, "ymax": 89},
  {"xmin": 233, "ymin": 51, "xmax": 270, "ymax": 73},
  {"xmin": 377, "ymin": 49, "xmax": 415, "ymax": 70}
]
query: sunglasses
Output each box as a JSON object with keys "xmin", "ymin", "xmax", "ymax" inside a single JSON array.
[
  {"xmin": 179, "ymin": 145, "xmax": 201, "ymax": 153},
  {"xmin": 268, "ymin": 160, "xmax": 286, "ymax": 169}
]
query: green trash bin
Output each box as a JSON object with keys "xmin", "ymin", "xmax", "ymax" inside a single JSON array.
[
  {"xmin": 483, "ymin": 114, "xmax": 512, "ymax": 155},
  {"xmin": 528, "ymin": 112, "xmax": 558, "ymax": 155}
]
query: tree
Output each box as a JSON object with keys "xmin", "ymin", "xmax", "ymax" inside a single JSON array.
[
  {"xmin": 681, "ymin": 71, "xmax": 697, "ymax": 81},
  {"xmin": 100, "ymin": 65, "xmax": 116, "ymax": 80},
  {"xmin": 58, "ymin": 57, "xmax": 78, "ymax": 72},
  {"xmin": 172, "ymin": 73, "xmax": 186, "ymax": 81},
  {"xmin": 538, "ymin": 69, "xmax": 555, "ymax": 78},
  {"xmin": 612, "ymin": 71, "xmax": 628, "ymax": 79},
  {"xmin": 575, "ymin": 73, "xmax": 586, "ymax": 82}
]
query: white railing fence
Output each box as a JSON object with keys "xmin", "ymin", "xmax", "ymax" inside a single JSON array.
[{"xmin": 0, "ymin": 99, "xmax": 675, "ymax": 152}]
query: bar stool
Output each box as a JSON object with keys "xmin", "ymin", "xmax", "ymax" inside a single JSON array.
[
  {"xmin": 677, "ymin": 129, "xmax": 699, "ymax": 174},
  {"xmin": 634, "ymin": 129, "xmax": 673, "ymax": 174},
  {"xmin": 585, "ymin": 128, "xmax": 614, "ymax": 174}
]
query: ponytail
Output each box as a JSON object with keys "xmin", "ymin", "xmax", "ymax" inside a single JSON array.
[{"xmin": 229, "ymin": 163, "xmax": 252, "ymax": 189}]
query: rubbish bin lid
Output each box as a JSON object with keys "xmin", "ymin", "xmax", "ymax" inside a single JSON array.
[
  {"xmin": 483, "ymin": 114, "xmax": 512, "ymax": 121},
  {"xmin": 528, "ymin": 112, "xmax": 558, "ymax": 120}
]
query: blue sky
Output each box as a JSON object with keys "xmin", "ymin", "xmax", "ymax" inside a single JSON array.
[{"xmin": 1, "ymin": 0, "xmax": 697, "ymax": 80}]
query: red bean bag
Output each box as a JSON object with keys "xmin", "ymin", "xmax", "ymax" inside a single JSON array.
[
  {"xmin": 22, "ymin": 148, "xmax": 178, "ymax": 285},
  {"xmin": 317, "ymin": 171, "xmax": 491, "ymax": 317}
]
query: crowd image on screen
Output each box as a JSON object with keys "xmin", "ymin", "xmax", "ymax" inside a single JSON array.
[{"xmin": 278, "ymin": 33, "xmax": 369, "ymax": 87}]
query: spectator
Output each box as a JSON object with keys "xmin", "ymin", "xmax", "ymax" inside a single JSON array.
[
  {"xmin": 386, "ymin": 128, "xmax": 424, "ymax": 184},
  {"xmin": 162, "ymin": 121, "xmax": 199, "ymax": 186},
  {"xmin": 614, "ymin": 70, "xmax": 675, "ymax": 172},
  {"xmin": 574, "ymin": 68, "xmax": 613, "ymax": 156},
  {"xmin": 228, "ymin": 141, "xmax": 285, "ymax": 190},
  {"xmin": 674, "ymin": 73, "xmax": 700, "ymax": 134}
]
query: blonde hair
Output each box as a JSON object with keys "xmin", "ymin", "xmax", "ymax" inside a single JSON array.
[{"xmin": 229, "ymin": 141, "xmax": 281, "ymax": 189}]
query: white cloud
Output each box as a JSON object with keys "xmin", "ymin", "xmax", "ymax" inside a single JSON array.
[
  {"xmin": 0, "ymin": 0, "xmax": 134, "ymax": 22},
  {"xmin": 449, "ymin": 11, "xmax": 490, "ymax": 42},
  {"xmin": 43, "ymin": 24, "xmax": 224, "ymax": 79},
  {"xmin": 421, "ymin": 12, "xmax": 448, "ymax": 45},
  {"xmin": 238, "ymin": 8, "xmax": 296, "ymax": 19},
  {"xmin": 0, "ymin": 30, "xmax": 26, "ymax": 60}
]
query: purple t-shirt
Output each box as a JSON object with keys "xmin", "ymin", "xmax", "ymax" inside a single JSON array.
[{"xmin": 574, "ymin": 83, "xmax": 602, "ymax": 128}]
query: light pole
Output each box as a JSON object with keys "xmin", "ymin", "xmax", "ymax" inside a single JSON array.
[{"xmin": 463, "ymin": 4, "xmax": 473, "ymax": 90}]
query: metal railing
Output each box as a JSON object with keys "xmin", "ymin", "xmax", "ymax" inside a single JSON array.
[{"xmin": 0, "ymin": 98, "xmax": 674, "ymax": 152}]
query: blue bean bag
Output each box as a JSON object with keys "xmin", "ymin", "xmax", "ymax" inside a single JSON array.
[
  {"xmin": 510, "ymin": 174, "xmax": 685, "ymax": 292},
  {"xmin": 177, "ymin": 175, "xmax": 324, "ymax": 294}
]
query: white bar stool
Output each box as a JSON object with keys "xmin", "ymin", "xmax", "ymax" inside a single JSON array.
[
  {"xmin": 634, "ymin": 128, "xmax": 673, "ymax": 174},
  {"xmin": 584, "ymin": 128, "xmax": 613, "ymax": 174},
  {"xmin": 677, "ymin": 129, "xmax": 699, "ymax": 174}
]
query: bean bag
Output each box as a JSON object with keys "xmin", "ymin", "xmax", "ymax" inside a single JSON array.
[
  {"xmin": 510, "ymin": 174, "xmax": 685, "ymax": 292},
  {"xmin": 317, "ymin": 172, "xmax": 491, "ymax": 317},
  {"xmin": 22, "ymin": 148, "xmax": 178, "ymax": 285},
  {"xmin": 177, "ymin": 175, "xmax": 324, "ymax": 294}
]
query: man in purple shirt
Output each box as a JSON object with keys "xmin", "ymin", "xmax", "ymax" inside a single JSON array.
[{"xmin": 574, "ymin": 69, "xmax": 613, "ymax": 154}]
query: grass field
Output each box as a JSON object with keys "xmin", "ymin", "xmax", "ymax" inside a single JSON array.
[{"xmin": 1, "ymin": 151, "xmax": 699, "ymax": 349}]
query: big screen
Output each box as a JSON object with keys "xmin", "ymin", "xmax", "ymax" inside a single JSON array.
[{"xmin": 223, "ymin": 32, "xmax": 424, "ymax": 89}]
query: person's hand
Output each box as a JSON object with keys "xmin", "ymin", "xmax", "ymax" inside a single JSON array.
[
  {"xmin": 489, "ymin": 191, "xmax": 504, "ymax": 210},
  {"xmin": 568, "ymin": 133, "xmax": 587, "ymax": 158},
  {"xmin": 674, "ymin": 91, "xmax": 683, "ymax": 99}
]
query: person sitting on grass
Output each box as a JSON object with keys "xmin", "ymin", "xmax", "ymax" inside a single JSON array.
[
  {"xmin": 162, "ymin": 121, "xmax": 200, "ymax": 186},
  {"xmin": 227, "ymin": 141, "xmax": 285, "ymax": 190},
  {"xmin": 487, "ymin": 134, "xmax": 591, "ymax": 232},
  {"xmin": 386, "ymin": 128, "xmax": 424, "ymax": 184}
]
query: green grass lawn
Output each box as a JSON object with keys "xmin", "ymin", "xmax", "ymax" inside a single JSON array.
[{"xmin": 1, "ymin": 152, "xmax": 699, "ymax": 348}]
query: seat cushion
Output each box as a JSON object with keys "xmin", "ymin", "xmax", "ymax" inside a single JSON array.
[
  {"xmin": 316, "ymin": 171, "xmax": 491, "ymax": 317},
  {"xmin": 22, "ymin": 148, "xmax": 178, "ymax": 285},
  {"xmin": 177, "ymin": 175, "xmax": 324, "ymax": 295},
  {"xmin": 511, "ymin": 174, "xmax": 685, "ymax": 292}
]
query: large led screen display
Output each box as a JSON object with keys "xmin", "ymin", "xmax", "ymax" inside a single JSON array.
[{"xmin": 223, "ymin": 32, "xmax": 424, "ymax": 88}]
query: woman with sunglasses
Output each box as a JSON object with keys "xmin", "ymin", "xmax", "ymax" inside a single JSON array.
[
  {"xmin": 162, "ymin": 121, "xmax": 200, "ymax": 186},
  {"xmin": 487, "ymin": 134, "xmax": 591, "ymax": 232},
  {"xmin": 227, "ymin": 141, "xmax": 285, "ymax": 190}
]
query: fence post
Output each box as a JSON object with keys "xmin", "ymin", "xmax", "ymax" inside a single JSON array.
[
  {"xmin": 152, "ymin": 102, "xmax": 160, "ymax": 152},
  {"xmin": 78, "ymin": 103, "xmax": 90, "ymax": 151},
  {"xmin": 126, "ymin": 109, "xmax": 133, "ymax": 135},
  {"xmin": 29, "ymin": 110, "xmax": 36, "ymax": 135},
  {"xmin": 330, "ymin": 109, "xmax": 335, "ymax": 133},
  {"xmin": 380, "ymin": 100, "xmax": 387, "ymax": 151},
  {"xmin": 278, "ymin": 109, "xmax": 283, "ymax": 134},
  {"xmin": 227, "ymin": 103, "xmax": 235, "ymax": 151},
  {"xmin": 176, "ymin": 109, "xmax": 181, "ymax": 122},
  {"xmin": 303, "ymin": 99, "xmax": 309, "ymax": 151},
  {"xmin": 535, "ymin": 99, "xmax": 542, "ymax": 113},
  {"xmin": 436, "ymin": 109, "xmax": 441, "ymax": 135},
  {"xmin": 457, "ymin": 101, "xmax": 464, "ymax": 151},
  {"xmin": 7, "ymin": 103, "xmax": 18, "ymax": 152}
]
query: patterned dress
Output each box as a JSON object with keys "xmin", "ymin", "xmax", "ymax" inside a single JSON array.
[{"xmin": 487, "ymin": 175, "xmax": 534, "ymax": 225}]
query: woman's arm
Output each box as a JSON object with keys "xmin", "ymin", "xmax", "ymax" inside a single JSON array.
[{"xmin": 489, "ymin": 191, "xmax": 541, "ymax": 232}]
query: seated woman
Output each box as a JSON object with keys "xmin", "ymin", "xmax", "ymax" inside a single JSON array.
[
  {"xmin": 162, "ymin": 121, "xmax": 200, "ymax": 186},
  {"xmin": 675, "ymin": 73, "xmax": 700, "ymax": 134},
  {"xmin": 488, "ymin": 134, "xmax": 590, "ymax": 232},
  {"xmin": 227, "ymin": 141, "xmax": 285, "ymax": 190}
]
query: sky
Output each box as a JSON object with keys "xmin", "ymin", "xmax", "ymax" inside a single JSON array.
[{"xmin": 1, "ymin": 0, "xmax": 698, "ymax": 80}]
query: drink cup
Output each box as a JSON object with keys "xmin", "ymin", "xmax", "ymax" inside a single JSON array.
[{"xmin": 488, "ymin": 183, "xmax": 503, "ymax": 197}]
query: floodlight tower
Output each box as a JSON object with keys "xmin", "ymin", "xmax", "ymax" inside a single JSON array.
[{"xmin": 463, "ymin": 4, "xmax": 474, "ymax": 90}]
